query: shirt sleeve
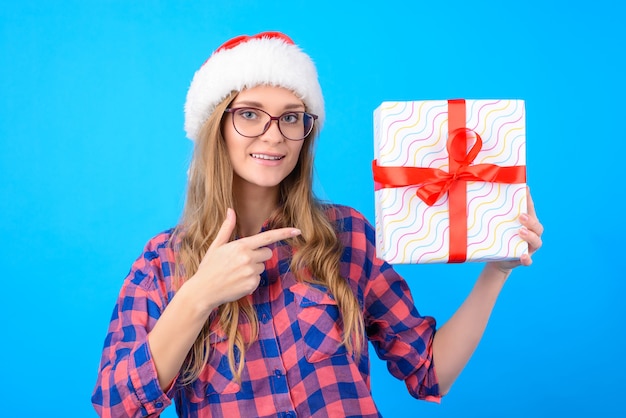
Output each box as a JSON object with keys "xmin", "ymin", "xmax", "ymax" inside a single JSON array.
[
  {"xmin": 91, "ymin": 236, "xmax": 175, "ymax": 417},
  {"xmin": 336, "ymin": 206, "xmax": 441, "ymax": 403}
]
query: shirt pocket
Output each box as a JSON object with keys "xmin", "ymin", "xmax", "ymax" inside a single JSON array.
[
  {"xmin": 290, "ymin": 282, "xmax": 347, "ymax": 363},
  {"xmin": 189, "ymin": 325, "xmax": 241, "ymax": 401}
]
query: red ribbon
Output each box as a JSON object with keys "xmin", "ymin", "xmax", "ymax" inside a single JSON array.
[{"xmin": 373, "ymin": 99, "xmax": 526, "ymax": 263}]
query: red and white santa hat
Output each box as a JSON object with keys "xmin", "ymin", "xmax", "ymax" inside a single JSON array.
[{"xmin": 184, "ymin": 31, "xmax": 325, "ymax": 141}]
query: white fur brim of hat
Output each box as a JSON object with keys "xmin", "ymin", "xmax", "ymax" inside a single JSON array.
[{"xmin": 184, "ymin": 36, "xmax": 325, "ymax": 141}]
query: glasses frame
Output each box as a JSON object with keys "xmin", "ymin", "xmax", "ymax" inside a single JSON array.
[{"xmin": 224, "ymin": 107, "xmax": 318, "ymax": 141}]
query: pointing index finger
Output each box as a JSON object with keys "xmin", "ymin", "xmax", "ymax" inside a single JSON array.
[{"xmin": 243, "ymin": 227, "xmax": 302, "ymax": 249}]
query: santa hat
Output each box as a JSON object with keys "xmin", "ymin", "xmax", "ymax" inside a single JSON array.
[{"xmin": 184, "ymin": 31, "xmax": 325, "ymax": 141}]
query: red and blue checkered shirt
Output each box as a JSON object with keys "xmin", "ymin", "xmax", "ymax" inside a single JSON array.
[{"xmin": 92, "ymin": 205, "xmax": 440, "ymax": 417}]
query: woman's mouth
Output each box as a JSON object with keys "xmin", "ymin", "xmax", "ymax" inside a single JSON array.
[{"xmin": 251, "ymin": 153, "xmax": 284, "ymax": 161}]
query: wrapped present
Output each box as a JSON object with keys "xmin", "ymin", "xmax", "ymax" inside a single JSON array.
[{"xmin": 373, "ymin": 99, "xmax": 527, "ymax": 264}]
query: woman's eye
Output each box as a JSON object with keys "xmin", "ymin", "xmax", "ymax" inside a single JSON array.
[
  {"xmin": 238, "ymin": 109, "xmax": 258, "ymax": 120},
  {"xmin": 281, "ymin": 113, "xmax": 299, "ymax": 124}
]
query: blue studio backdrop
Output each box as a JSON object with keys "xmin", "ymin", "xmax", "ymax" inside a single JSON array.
[{"xmin": 1, "ymin": 1, "xmax": 624, "ymax": 417}]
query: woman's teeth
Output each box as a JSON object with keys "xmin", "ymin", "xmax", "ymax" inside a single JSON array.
[{"xmin": 251, "ymin": 154, "xmax": 283, "ymax": 160}]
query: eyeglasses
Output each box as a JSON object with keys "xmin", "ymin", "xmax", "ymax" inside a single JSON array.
[{"xmin": 224, "ymin": 107, "xmax": 318, "ymax": 141}]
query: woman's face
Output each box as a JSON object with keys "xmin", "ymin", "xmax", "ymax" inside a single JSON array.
[{"xmin": 223, "ymin": 85, "xmax": 306, "ymax": 193}]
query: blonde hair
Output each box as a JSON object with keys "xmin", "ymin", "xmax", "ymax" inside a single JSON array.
[{"xmin": 172, "ymin": 92, "xmax": 364, "ymax": 384}]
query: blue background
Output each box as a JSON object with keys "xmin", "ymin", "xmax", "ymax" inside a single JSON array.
[{"xmin": 1, "ymin": 1, "xmax": 624, "ymax": 417}]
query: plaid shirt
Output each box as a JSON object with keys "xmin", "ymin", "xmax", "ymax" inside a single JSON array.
[{"xmin": 92, "ymin": 205, "xmax": 440, "ymax": 417}]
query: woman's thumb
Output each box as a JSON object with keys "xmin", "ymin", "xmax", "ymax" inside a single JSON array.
[{"xmin": 209, "ymin": 208, "xmax": 236, "ymax": 249}]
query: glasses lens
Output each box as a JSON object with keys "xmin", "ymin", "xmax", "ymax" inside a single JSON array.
[
  {"xmin": 230, "ymin": 108, "xmax": 269, "ymax": 137},
  {"xmin": 278, "ymin": 112, "xmax": 313, "ymax": 140}
]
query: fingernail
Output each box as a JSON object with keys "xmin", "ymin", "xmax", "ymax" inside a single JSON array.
[
  {"xmin": 519, "ymin": 227, "xmax": 528, "ymax": 236},
  {"xmin": 291, "ymin": 229, "xmax": 302, "ymax": 236},
  {"xmin": 520, "ymin": 213, "xmax": 529, "ymax": 222}
]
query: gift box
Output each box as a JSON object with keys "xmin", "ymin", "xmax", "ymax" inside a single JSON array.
[{"xmin": 373, "ymin": 99, "xmax": 527, "ymax": 264}]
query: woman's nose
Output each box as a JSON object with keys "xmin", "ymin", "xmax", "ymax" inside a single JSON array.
[{"xmin": 259, "ymin": 118, "xmax": 285, "ymax": 143}]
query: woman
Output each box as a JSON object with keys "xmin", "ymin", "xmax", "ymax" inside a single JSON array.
[{"xmin": 92, "ymin": 31, "xmax": 543, "ymax": 417}]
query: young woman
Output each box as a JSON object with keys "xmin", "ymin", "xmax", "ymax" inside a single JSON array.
[{"xmin": 92, "ymin": 31, "xmax": 543, "ymax": 417}]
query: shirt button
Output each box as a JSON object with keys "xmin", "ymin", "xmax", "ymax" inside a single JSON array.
[
  {"xmin": 155, "ymin": 402, "xmax": 163, "ymax": 408},
  {"xmin": 274, "ymin": 369, "xmax": 283, "ymax": 378}
]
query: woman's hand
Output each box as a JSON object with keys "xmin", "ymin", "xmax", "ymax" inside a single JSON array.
[
  {"xmin": 184, "ymin": 208, "xmax": 301, "ymax": 314},
  {"xmin": 489, "ymin": 187, "xmax": 544, "ymax": 272}
]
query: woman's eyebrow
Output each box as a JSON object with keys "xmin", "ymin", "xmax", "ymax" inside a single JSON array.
[{"xmin": 230, "ymin": 100, "xmax": 305, "ymax": 110}]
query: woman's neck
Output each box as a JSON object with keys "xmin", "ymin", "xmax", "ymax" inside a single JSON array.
[{"xmin": 233, "ymin": 181, "xmax": 280, "ymax": 237}]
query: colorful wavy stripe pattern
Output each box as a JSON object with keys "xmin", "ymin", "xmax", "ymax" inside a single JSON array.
[{"xmin": 374, "ymin": 100, "xmax": 527, "ymax": 264}]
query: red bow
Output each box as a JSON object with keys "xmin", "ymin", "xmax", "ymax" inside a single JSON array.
[{"xmin": 373, "ymin": 127, "xmax": 525, "ymax": 206}]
